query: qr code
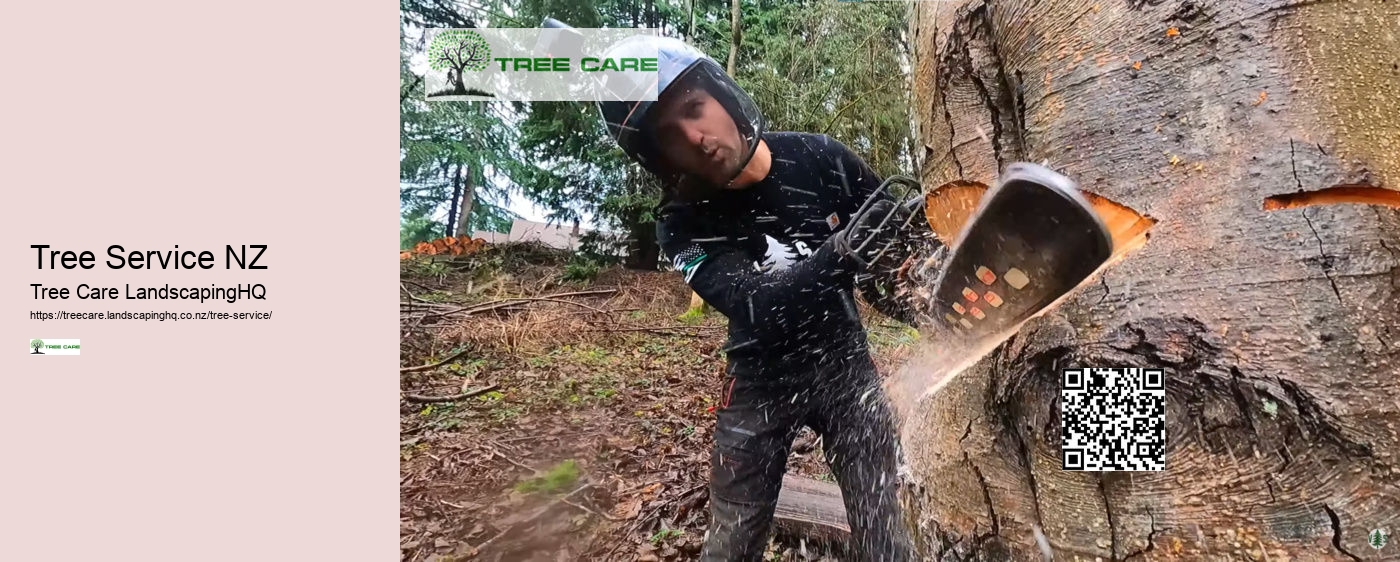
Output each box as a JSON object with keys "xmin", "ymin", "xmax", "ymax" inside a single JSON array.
[{"xmin": 1061, "ymin": 367, "xmax": 1165, "ymax": 471}]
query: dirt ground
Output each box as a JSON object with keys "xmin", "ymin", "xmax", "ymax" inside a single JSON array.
[{"xmin": 399, "ymin": 243, "xmax": 919, "ymax": 562}]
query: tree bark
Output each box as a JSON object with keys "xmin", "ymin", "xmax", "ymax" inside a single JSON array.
[
  {"xmin": 444, "ymin": 162, "xmax": 463, "ymax": 239},
  {"xmin": 626, "ymin": 218, "xmax": 660, "ymax": 270},
  {"xmin": 623, "ymin": 169, "xmax": 660, "ymax": 270},
  {"xmin": 455, "ymin": 169, "xmax": 474, "ymax": 239},
  {"xmin": 903, "ymin": 0, "xmax": 1399, "ymax": 560}
]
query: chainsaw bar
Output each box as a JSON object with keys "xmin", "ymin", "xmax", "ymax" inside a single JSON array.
[{"xmin": 927, "ymin": 163, "xmax": 1112, "ymax": 347}]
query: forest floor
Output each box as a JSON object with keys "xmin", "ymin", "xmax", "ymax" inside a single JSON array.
[{"xmin": 399, "ymin": 242, "xmax": 920, "ymax": 562}]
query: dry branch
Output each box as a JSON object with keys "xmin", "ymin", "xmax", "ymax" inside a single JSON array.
[
  {"xmin": 583, "ymin": 325, "xmax": 724, "ymax": 337},
  {"xmin": 402, "ymin": 384, "xmax": 499, "ymax": 403},
  {"xmin": 427, "ymin": 289, "xmax": 620, "ymax": 318},
  {"xmin": 399, "ymin": 347, "xmax": 474, "ymax": 373}
]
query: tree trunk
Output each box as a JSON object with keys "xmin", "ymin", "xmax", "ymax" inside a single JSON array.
[
  {"xmin": 626, "ymin": 218, "xmax": 660, "ymax": 270},
  {"xmin": 450, "ymin": 66, "xmax": 465, "ymax": 94},
  {"xmin": 444, "ymin": 162, "xmax": 463, "ymax": 239},
  {"xmin": 455, "ymin": 170, "xmax": 474, "ymax": 239},
  {"xmin": 727, "ymin": 0, "xmax": 742, "ymax": 75},
  {"xmin": 902, "ymin": 0, "xmax": 1399, "ymax": 560}
]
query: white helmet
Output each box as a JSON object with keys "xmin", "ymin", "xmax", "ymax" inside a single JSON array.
[{"xmin": 594, "ymin": 35, "xmax": 765, "ymax": 190}]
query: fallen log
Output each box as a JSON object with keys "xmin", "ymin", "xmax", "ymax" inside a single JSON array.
[{"xmin": 773, "ymin": 474, "xmax": 850, "ymax": 544}]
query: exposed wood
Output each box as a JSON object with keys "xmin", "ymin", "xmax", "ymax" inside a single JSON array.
[
  {"xmin": 1263, "ymin": 184, "xmax": 1400, "ymax": 211},
  {"xmin": 685, "ymin": 290, "xmax": 711, "ymax": 316},
  {"xmin": 923, "ymin": 179, "xmax": 991, "ymax": 244},
  {"xmin": 773, "ymin": 474, "xmax": 850, "ymax": 543}
]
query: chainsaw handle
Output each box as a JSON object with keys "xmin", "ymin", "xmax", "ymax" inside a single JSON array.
[{"xmin": 845, "ymin": 175, "xmax": 925, "ymax": 267}]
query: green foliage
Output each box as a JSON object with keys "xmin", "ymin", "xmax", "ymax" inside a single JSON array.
[
  {"xmin": 401, "ymin": 0, "xmax": 914, "ymax": 265},
  {"xmin": 566, "ymin": 344, "xmax": 612, "ymax": 367},
  {"xmin": 400, "ymin": 208, "xmax": 442, "ymax": 250},
  {"xmin": 726, "ymin": 0, "xmax": 916, "ymax": 176},
  {"xmin": 676, "ymin": 307, "xmax": 706, "ymax": 325},
  {"xmin": 868, "ymin": 323, "xmax": 920, "ymax": 350},
  {"xmin": 401, "ymin": 2, "xmax": 526, "ymax": 241},
  {"xmin": 433, "ymin": 417, "xmax": 463, "ymax": 431},
  {"xmin": 577, "ymin": 230, "xmax": 627, "ymax": 266},
  {"xmin": 561, "ymin": 256, "xmax": 603, "ymax": 283},
  {"xmin": 401, "ymin": 258, "xmax": 451, "ymax": 279},
  {"xmin": 401, "ymin": 440, "xmax": 429, "ymax": 461},
  {"xmin": 421, "ymin": 403, "xmax": 460, "ymax": 418},
  {"xmin": 649, "ymin": 528, "xmax": 684, "ymax": 546},
  {"xmin": 427, "ymin": 29, "xmax": 492, "ymax": 73},
  {"xmin": 510, "ymin": 0, "xmax": 679, "ymax": 268},
  {"xmin": 446, "ymin": 358, "xmax": 488, "ymax": 377},
  {"xmin": 526, "ymin": 354, "xmax": 554, "ymax": 369},
  {"xmin": 492, "ymin": 405, "xmax": 524, "ymax": 422},
  {"xmin": 515, "ymin": 459, "xmax": 582, "ymax": 494}
]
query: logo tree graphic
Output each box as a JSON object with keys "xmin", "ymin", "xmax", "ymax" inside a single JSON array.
[
  {"xmin": 30, "ymin": 339, "xmax": 43, "ymax": 354},
  {"xmin": 427, "ymin": 29, "xmax": 494, "ymax": 98}
]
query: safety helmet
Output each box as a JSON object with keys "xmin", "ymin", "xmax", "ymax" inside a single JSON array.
[{"xmin": 595, "ymin": 35, "xmax": 765, "ymax": 192}]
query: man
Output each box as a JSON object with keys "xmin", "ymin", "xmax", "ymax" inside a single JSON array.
[{"xmin": 598, "ymin": 35, "xmax": 927, "ymax": 561}]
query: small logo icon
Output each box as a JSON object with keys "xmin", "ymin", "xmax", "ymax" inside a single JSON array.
[
  {"xmin": 1371, "ymin": 528, "xmax": 1389, "ymax": 550},
  {"xmin": 427, "ymin": 29, "xmax": 494, "ymax": 99},
  {"xmin": 29, "ymin": 338, "xmax": 80, "ymax": 355},
  {"xmin": 826, "ymin": 213, "xmax": 841, "ymax": 231}
]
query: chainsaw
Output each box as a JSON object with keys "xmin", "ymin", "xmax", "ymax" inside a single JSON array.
[{"xmin": 857, "ymin": 163, "xmax": 1114, "ymax": 353}]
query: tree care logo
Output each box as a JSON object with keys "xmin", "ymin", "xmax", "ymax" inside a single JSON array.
[
  {"xmin": 419, "ymin": 28, "xmax": 660, "ymax": 102},
  {"xmin": 427, "ymin": 29, "xmax": 494, "ymax": 98},
  {"xmin": 29, "ymin": 338, "xmax": 80, "ymax": 355}
]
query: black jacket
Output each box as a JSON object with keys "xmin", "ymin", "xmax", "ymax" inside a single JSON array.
[{"xmin": 657, "ymin": 132, "xmax": 898, "ymax": 376}]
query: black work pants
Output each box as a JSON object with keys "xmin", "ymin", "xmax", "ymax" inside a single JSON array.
[{"xmin": 700, "ymin": 351, "xmax": 913, "ymax": 561}]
